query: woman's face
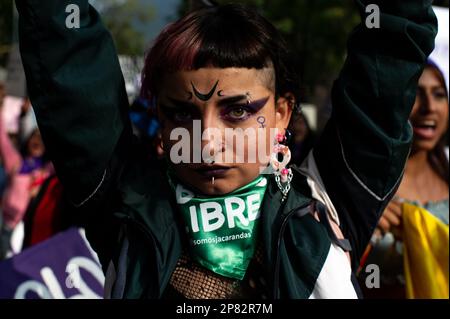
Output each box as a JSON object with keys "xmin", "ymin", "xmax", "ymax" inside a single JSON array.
[
  {"xmin": 410, "ymin": 68, "xmax": 449, "ymax": 152},
  {"xmin": 158, "ymin": 67, "xmax": 292, "ymax": 195},
  {"xmin": 27, "ymin": 130, "xmax": 45, "ymax": 158}
]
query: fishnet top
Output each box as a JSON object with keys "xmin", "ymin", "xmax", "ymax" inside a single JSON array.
[{"xmin": 163, "ymin": 244, "xmax": 269, "ymax": 299}]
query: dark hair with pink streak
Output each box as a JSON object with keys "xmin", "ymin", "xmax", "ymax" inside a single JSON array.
[{"xmin": 140, "ymin": 4, "xmax": 299, "ymax": 104}]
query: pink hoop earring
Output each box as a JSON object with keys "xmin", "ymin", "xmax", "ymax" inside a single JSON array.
[{"xmin": 270, "ymin": 131, "xmax": 293, "ymax": 202}]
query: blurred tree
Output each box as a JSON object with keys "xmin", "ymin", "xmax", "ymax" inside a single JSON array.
[
  {"xmin": 94, "ymin": 0, "xmax": 155, "ymax": 56},
  {"xmin": 1, "ymin": 0, "xmax": 157, "ymax": 63},
  {"xmin": 179, "ymin": 0, "xmax": 359, "ymax": 100},
  {"xmin": 263, "ymin": 0, "xmax": 359, "ymax": 97},
  {"xmin": 435, "ymin": 0, "xmax": 450, "ymax": 6}
]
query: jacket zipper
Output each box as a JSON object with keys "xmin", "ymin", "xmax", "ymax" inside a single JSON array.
[
  {"xmin": 114, "ymin": 214, "xmax": 160, "ymax": 297},
  {"xmin": 272, "ymin": 201, "xmax": 312, "ymax": 299}
]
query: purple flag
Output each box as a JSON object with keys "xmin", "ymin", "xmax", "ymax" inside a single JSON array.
[{"xmin": 0, "ymin": 228, "xmax": 105, "ymax": 299}]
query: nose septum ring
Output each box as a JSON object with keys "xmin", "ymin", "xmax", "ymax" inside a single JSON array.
[{"xmin": 204, "ymin": 143, "xmax": 225, "ymax": 186}]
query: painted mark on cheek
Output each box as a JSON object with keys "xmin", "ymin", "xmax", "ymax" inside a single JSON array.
[{"xmin": 257, "ymin": 116, "xmax": 266, "ymax": 128}]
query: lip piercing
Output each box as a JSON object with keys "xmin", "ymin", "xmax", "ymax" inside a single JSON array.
[{"xmin": 212, "ymin": 177, "xmax": 215, "ymax": 185}]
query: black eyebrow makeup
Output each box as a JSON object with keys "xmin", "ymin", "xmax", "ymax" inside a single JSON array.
[
  {"xmin": 158, "ymin": 98, "xmax": 199, "ymax": 120},
  {"xmin": 219, "ymin": 96, "xmax": 270, "ymax": 117},
  {"xmin": 217, "ymin": 95, "xmax": 249, "ymax": 106},
  {"xmin": 161, "ymin": 95, "xmax": 270, "ymax": 114},
  {"xmin": 166, "ymin": 97, "xmax": 198, "ymax": 109}
]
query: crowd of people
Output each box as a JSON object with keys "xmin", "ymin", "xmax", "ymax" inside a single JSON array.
[{"xmin": 0, "ymin": 91, "xmax": 62, "ymax": 259}]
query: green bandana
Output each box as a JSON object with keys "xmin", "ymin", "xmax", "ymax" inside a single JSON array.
[{"xmin": 168, "ymin": 175, "xmax": 268, "ymax": 280}]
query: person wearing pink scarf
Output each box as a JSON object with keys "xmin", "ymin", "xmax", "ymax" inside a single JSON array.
[{"xmin": 0, "ymin": 100, "xmax": 53, "ymax": 258}]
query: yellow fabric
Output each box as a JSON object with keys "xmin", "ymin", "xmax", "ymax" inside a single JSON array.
[{"xmin": 402, "ymin": 202, "xmax": 449, "ymax": 299}]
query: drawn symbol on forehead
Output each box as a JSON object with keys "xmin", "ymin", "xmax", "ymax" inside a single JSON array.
[
  {"xmin": 217, "ymin": 90, "xmax": 225, "ymax": 97},
  {"xmin": 191, "ymin": 80, "xmax": 219, "ymax": 102},
  {"xmin": 257, "ymin": 116, "xmax": 266, "ymax": 128}
]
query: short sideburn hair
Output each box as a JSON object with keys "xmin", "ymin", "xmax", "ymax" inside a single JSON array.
[{"xmin": 140, "ymin": 4, "xmax": 299, "ymax": 103}]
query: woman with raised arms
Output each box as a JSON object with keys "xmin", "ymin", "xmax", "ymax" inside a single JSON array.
[{"xmin": 14, "ymin": 0, "xmax": 436, "ymax": 298}]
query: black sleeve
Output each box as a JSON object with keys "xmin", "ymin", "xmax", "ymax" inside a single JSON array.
[
  {"xmin": 15, "ymin": 0, "xmax": 133, "ymax": 208},
  {"xmin": 15, "ymin": 0, "xmax": 134, "ymax": 264},
  {"xmin": 313, "ymin": 0, "xmax": 437, "ymax": 268}
]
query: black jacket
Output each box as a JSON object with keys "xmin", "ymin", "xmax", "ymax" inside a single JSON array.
[{"xmin": 15, "ymin": 0, "xmax": 437, "ymax": 298}]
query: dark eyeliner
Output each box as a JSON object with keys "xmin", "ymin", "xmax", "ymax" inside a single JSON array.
[
  {"xmin": 160, "ymin": 103, "xmax": 195, "ymax": 122},
  {"xmin": 245, "ymin": 96, "xmax": 270, "ymax": 113},
  {"xmin": 220, "ymin": 96, "xmax": 270, "ymax": 120}
]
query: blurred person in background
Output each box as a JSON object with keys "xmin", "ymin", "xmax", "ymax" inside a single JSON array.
[
  {"xmin": 361, "ymin": 61, "xmax": 449, "ymax": 299},
  {"xmin": 0, "ymin": 82, "xmax": 8, "ymax": 256},
  {"xmin": 129, "ymin": 97, "xmax": 165, "ymax": 162},
  {"xmin": 0, "ymin": 97, "xmax": 54, "ymax": 259},
  {"xmin": 288, "ymin": 111, "xmax": 317, "ymax": 166},
  {"xmin": 0, "ymin": 82, "xmax": 6, "ymax": 198}
]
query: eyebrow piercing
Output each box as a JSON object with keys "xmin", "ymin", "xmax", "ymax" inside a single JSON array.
[{"xmin": 246, "ymin": 92, "xmax": 252, "ymax": 104}]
